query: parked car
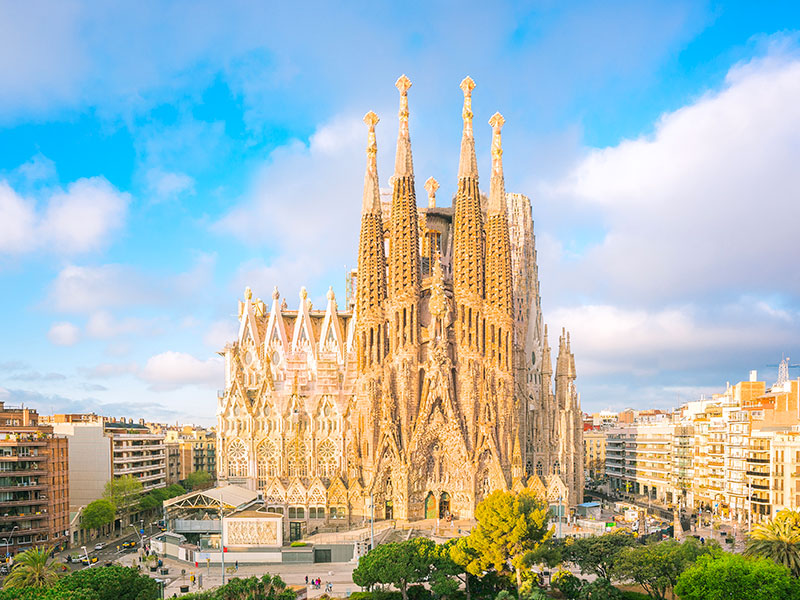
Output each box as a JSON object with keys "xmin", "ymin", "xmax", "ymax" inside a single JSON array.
[{"xmin": 94, "ymin": 543, "xmax": 104, "ymax": 551}]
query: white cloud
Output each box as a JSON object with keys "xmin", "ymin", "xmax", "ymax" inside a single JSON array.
[
  {"xmin": 49, "ymin": 264, "xmax": 156, "ymax": 313},
  {"xmin": 0, "ymin": 182, "xmax": 37, "ymax": 253},
  {"xmin": 203, "ymin": 319, "xmax": 239, "ymax": 350},
  {"xmin": 145, "ymin": 168, "xmax": 195, "ymax": 201},
  {"xmin": 216, "ymin": 114, "xmax": 367, "ymax": 297},
  {"xmin": 139, "ymin": 351, "xmax": 223, "ymax": 391},
  {"xmin": 86, "ymin": 311, "xmax": 161, "ymax": 339},
  {"xmin": 48, "ymin": 255, "xmax": 214, "ymax": 314},
  {"xmin": 0, "ymin": 176, "xmax": 128, "ymax": 256},
  {"xmin": 47, "ymin": 322, "xmax": 80, "ymax": 346},
  {"xmin": 542, "ymin": 49, "xmax": 800, "ymax": 304},
  {"xmin": 40, "ymin": 177, "xmax": 129, "ymax": 254}
]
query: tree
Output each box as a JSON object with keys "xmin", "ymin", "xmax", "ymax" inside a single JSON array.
[
  {"xmin": 139, "ymin": 483, "xmax": 187, "ymax": 511},
  {"xmin": 353, "ymin": 539, "xmax": 435, "ymax": 600},
  {"xmin": 184, "ymin": 471, "xmax": 213, "ymax": 490},
  {"xmin": 430, "ymin": 538, "xmax": 476, "ymax": 600},
  {"xmin": 56, "ymin": 565, "xmax": 159, "ymax": 600},
  {"xmin": 578, "ymin": 578, "xmax": 623, "ymax": 600},
  {"xmin": 81, "ymin": 499, "xmax": 116, "ymax": 531},
  {"xmin": 745, "ymin": 517, "xmax": 800, "ymax": 576},
  {"xmin": 612, "ymin": 538, "xmax": 710, "ymax": 600},
  {"xmin": 675, "ymin": 552, "xmax": 800, "ymax": 600},
  {"xmin": 463, "ymin": 489, "xmax": 552, "ymax": 591},
  {"xmin": 2, "ymin": 546, "xmax": 61, "ymax": 589},
  {"xmin": 0, "ymin": 588, "xmax": 96, "ymax": 600},
  {"xmin": 564, "ymin": 530, "xmax": 636, "ymax": 580},
  {"xmin": 102, "ymin": 475, "xmax": 142, "ymax": 512}
]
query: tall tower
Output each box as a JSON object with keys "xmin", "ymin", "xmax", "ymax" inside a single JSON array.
[
  {"xmin": 452, "ymin": 77, "xmax": 485, "ymax": 451},
  {"xmin": 385, "ymin": 74, "xmax": 421, "ymax": 472},
  {"xmin": 355, "ymin": 111, "xmax": 387, "ymax": 373},
  {"xmin": 484, "ymin": 112, "xmax": 517, "ymax": 473}
]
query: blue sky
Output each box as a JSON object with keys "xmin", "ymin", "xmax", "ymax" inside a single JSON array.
[{"xmin": 1, "ymin": 1, "xmax": 799, "ymax": 424}]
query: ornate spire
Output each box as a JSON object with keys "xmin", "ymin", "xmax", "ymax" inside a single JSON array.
[
  {"xmin": 394, "ymin": 74, "xmax": 414, "ymax": 178},
  {"xmin": 424, "ymin": 177, "xmax": 439, "ymax": 208},
  {"xmin": 457, "ymin": 76, "xmax": 478, "ymax": 180},
  {"xmin": 488, "ymin": 112, "xmax": 506, "ymax": 214},
  {"xmin": 362, "ymin": 111, "xmax": 382, "ymax": 214}
]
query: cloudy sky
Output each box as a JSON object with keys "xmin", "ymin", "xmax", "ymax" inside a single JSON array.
[{"xmin": 1, "ymin": 1, "xmax": 799, "ymax": 425}]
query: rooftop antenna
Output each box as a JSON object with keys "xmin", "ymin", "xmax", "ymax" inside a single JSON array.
[{"xmin": 766, "ymin": 355, "xmax": 800, "ymax": 386}]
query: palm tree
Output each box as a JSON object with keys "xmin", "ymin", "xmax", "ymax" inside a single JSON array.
[
  {"xmin": 2, "ymin": 545, "xmax": 61, "ymax": 589},
  {"xmin": 745, "ymin": 518, "xmax": 800, "ymax": 576}
]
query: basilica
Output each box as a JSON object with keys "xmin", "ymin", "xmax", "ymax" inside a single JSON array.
[{"xmin": 216, "ymin": 76, "xmax": 583, "ymax": 530}]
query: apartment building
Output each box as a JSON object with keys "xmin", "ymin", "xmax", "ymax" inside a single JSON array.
[
  {"xmin": 584, "ymin": 427, "xmax": 606, "ymax": 480},
  {"xmin": 44, "ymin": 414, "xmax": 166, "ymax": 509},
  {"xmin": 606, "ymin": 422, "xmax": 680, "ymax": 505},
  {"xmin": 161, "ymin": 425, "xmax": 216, "ymax": 482},
  {"xmin": 606, "ymin": 364, "xmax": 800, "ymax": 524},
  {"xmin": 0, "ymin": 403, "xmax": 69, "ymax": 554}
]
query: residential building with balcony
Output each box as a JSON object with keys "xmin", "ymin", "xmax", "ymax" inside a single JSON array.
[
  {"xmin": 606, "ymin": 422, "xmax": 681, "ymax": 505},
  {"xmin": 44, "ymin": 414, "xmax": 166, "ymax": 510},
  {"xmin": 0, "ymin": 403, "xmax": 69, "ymax": 555},
  {"xmin": 584, "ymin": 427, "xmax": 606, "ymax": 480}
]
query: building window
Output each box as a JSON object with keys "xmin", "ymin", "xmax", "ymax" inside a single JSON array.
[{"xmin": 288, "ymin": 506, "xmax": 305, "ymax": 520}]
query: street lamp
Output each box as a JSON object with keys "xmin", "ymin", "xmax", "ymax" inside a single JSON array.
[{"xmin": 1, "ymin": 525, "xmax": 19, "ymax": 561}]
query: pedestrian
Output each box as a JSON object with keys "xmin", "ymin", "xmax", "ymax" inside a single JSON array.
[
  {"xmin": 235, "ymin": 560, "xmax": 239, "ymax": 571},
  {"xmin": 305, "ymin": 575, "xmax": 309, "ymax": 585}
]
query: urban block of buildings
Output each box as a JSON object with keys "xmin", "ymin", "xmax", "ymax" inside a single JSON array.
[
  {"xmin": 599, "ymin": 361, "xmax": 800, "ymax": 524},
  {"xmin": 0, "ymin": 403, "xmax": 69, "ymax": 555}
]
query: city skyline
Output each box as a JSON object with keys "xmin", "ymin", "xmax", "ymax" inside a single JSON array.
[{"xmin": 1, "ymin": 2, "xmax": 799, "ymax": 424}]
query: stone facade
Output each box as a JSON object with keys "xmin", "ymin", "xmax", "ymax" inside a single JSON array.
[{"xmin": 216, "ymin": 76, "xmax": 582, "ymax": 527}]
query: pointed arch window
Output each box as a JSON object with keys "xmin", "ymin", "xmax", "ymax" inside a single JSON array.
[
  {"xmin": 287, "ymin": 438, "xmax": 309, "ymax": 477},
  {"xmin": 317, "ymin": 438, "xmax": 338, "ymax": 478},
  {"xmin": 536, "ymin": 461, "xmax": 544, "ymax": 478},
  {"xmin": 257, "ymin": 439, "xmax": 280, "ymax": 487},
  {"xmin": 227, "ymin": 438, "xmax": 248, "ymax": 478}
]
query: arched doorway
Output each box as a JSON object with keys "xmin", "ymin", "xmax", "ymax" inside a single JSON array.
[
  {"xmin": 385, "ymin": 500, "xmax": 394, "ymax": 520},
  {"xmin": 424, "ymin": 492, "xmax": 436, "ymax": 519},
  {"xmin": 439, "ymin": 492, "xmax": 451, "ymax": 519}
]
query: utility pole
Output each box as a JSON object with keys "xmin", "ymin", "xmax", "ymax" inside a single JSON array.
[
  {"xmin": 557, "ymin": 495, "xmax": 562, "ymax": 538},
  {"xmin": 220, "ymin": 490, "xmax": 225, "ymax": 585},
  {"xmin": 370, "ymin": 494, "xmax": 375, "ymax": 550}
]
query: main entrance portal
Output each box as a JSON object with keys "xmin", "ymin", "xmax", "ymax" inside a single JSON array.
[
  {"xmin": 424, "ymin": 492, "xmax": 436, "ymax": 519},
  {"xmin": 439, "ymin": 492, "xmax": 451, "ymax": 519}
]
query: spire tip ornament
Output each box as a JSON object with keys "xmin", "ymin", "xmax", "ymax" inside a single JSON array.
[
  {"xmin": 395, "ymin": 74, "xmax": 412, "ymax": 95},
  {"xmin": 424, "ymin": 177, "xmax": 439, "ymax": 208}
]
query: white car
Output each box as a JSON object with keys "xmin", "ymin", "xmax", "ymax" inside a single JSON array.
[{"xmin": 94, "ymin": 543, "xmax": 104, "ymax": 551}]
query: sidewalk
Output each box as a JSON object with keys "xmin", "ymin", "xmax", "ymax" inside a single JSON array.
[{"xmin": 117, "ymin": 552, "xmax": 360, "ymax": 598}]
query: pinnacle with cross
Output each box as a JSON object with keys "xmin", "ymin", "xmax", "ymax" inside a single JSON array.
[
  {"xmin": 424, "ymin": 177, "xmax": 439, "ymax": 208},
  {"xmin": 363, "ymin": 110, "xmax": 379, "ymax": 129},
  {"xmin": 396, "ymin": 74, "xmax": 412, "ymax": 95}
]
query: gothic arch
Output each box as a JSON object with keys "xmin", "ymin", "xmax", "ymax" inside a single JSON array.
[
  {"xmin": 316, "ymin": 438, "xmax": 339, "ymax": 478},
  {"xmin": 227, "ymin": 438, "xmax": 248, "ymax": 478},
  {"xmin": 256, "ymin": 438, "xmax": 280, "ymax": 488}
]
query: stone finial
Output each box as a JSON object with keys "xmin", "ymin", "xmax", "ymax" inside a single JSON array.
[
  {"xmin": 300, "ymin": 287, "xmax": 308, "ymax": 300},
  {"xmin": 327, "ymin": 286, "xmax": 335, "ymax": 302},
  {"xmin": 424, "ymin": 177, "xmax": 439, "ymax": 208},
  {"xmin": 244, "ymin": 286, "xmax": 252, "ymax": 300},
  {"xmin": 394, "ymin": 75, "xmax": 414, "ymax": 178},
  {"xmin": 460, "ymin": 77, "xmax": 476, "ymax": 135},
  {"xmin": 488, "ymin": 112, "xmax": 506, "ymax": 214},
  {"xmin": 489, "ymin": 112, "xmax": 505, "ymax": 174},
  {"xmin": 457, "ymin": 77, "xmax": 478, "ymax": 179},
  {"xmin": 272, "ymin": 286, "xmax": 280, "ymax": 300},
  {"xmin": 362, "ymin": 111, "xmax": 382, "ymax": 214}
]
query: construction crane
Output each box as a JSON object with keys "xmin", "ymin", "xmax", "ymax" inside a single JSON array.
[{"xmin": 766, "ymin": 356, "xmax": 800, "ymax": 386}]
